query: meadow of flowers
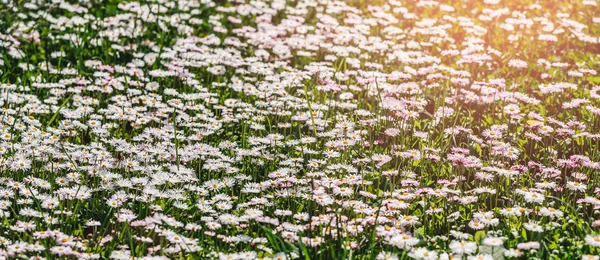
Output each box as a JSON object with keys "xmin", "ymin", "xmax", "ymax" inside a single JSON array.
[{"xmin": 0, "ymin": 0, "xmax": 599, "ymax": 259}]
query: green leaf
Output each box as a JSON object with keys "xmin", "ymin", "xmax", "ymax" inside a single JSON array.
[
  {"xmin": 475, "ymin": 231, "xmax": 486, "ymax": 244},
  {"xmin": 479, "ymin": 245, "xmax": 506, "ymax": 260},
  {"xmin": 261, "ymin": 227, "xmax": 282, "ymax": 252},
  {"xmin": 414, "ymin": 227, "xmax": 425, "ymax": 238},
  {"xmin": 298, "ymin": 237, "xmax": 311, "ymax": 260},
  {"xmin": 589, "ymin": 76, "xmax": 600, "ymax": 84}
]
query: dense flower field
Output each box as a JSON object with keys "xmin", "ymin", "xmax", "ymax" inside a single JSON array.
[{"xmin": 0, "ymin": 0, "xmax": 599, "ymax": 259}]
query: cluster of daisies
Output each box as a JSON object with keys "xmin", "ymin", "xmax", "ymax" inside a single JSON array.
[{"xmin": 0, "ymin": 0, "xmax": 599, "ymax": 259}]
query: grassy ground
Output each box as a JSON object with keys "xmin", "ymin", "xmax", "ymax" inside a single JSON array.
[{"xmin": 0, "ymin": 0, "xmax": 599, "ymax": 259}]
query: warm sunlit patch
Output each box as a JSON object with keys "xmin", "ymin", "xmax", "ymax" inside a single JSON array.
[{"xmin": 0, "ymin": 0, "xmax": 598, "ymax": 259}]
